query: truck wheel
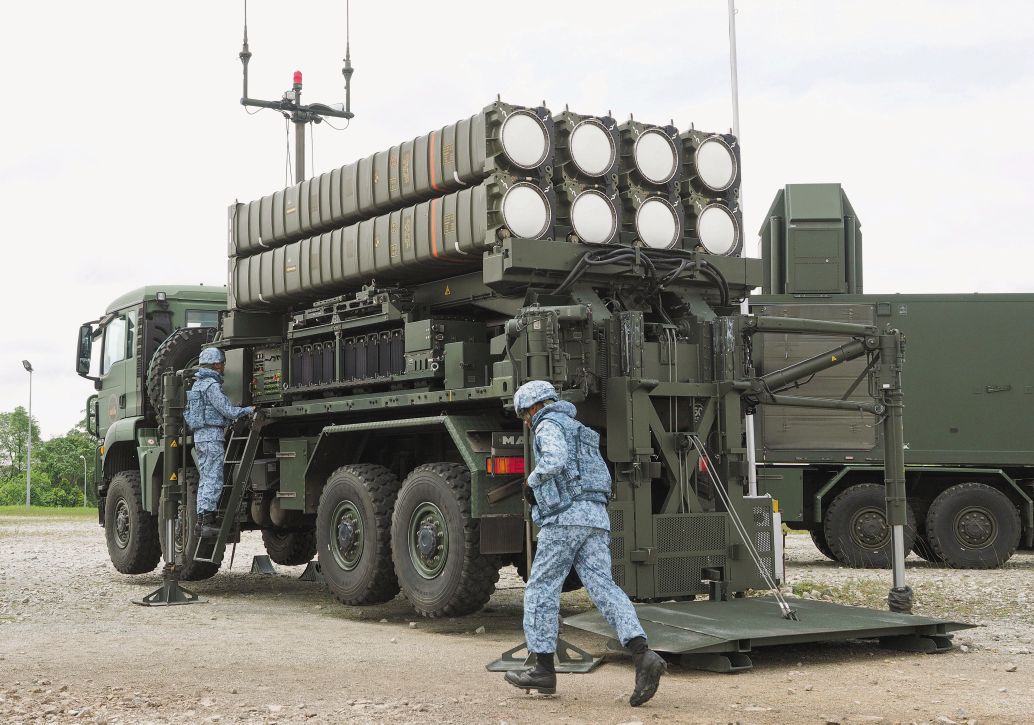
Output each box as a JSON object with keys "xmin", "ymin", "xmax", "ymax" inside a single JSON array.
[
  {"xmin": 823, "ymin": 483, "xmax": 916, "ymax": 568},
  {"xmin": 157, "ymin": 469, "xmax": 220, "ymax": 581},
  {"xmin": 391, "ymin": 463, "xmax": 500, "ymax": 617},
  {"xmin": 104, "ymin": 470, "xmax": 161, "ymax": 574},
  {"xmin": 262, "ymin": 529, "xmax": 317, "ymax": 566},
  {"xmin": 809, "ymin": 528, "xmax": 836, "ymax": 561},
  {"xmin": 146, "ymin": 327, "xmax": 216, "ymax": 417},
  {"xmin": 925, "ymin": 483, "xmax": 1020, "ymax": 569},
  {"xmin": 316, "ymin": 464, "xmax": 401, "ymax": 605}
]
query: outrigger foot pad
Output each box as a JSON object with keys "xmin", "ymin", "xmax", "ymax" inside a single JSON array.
[
  {"xmin": 486, "ymin": 638, "xmax": 602, "ymax": 674},
  {"xmin": 134, "ymin": 575, "xmax": 201, "ymax": 607}
]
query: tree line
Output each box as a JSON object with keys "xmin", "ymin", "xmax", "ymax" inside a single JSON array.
[{"xmin": 0, "ymin": 407, "xmax": 97, "ymax": 507}]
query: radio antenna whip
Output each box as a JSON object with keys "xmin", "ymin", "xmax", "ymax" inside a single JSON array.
[{"xmin": 237, "ymin": 0, "xmax": 355, "ymax": 182}]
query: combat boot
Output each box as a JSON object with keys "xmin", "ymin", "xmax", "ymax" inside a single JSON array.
[
  {"xmin": 195, "ymin": 512, "xmax": 220, "ymax": 539},
  {"xmin": 627, "ymin": 637, "xmax": 666, "ymax": 706},
  {"xmin": 504, "ymin": 652, "xmax": 557, "ymax": 694}
]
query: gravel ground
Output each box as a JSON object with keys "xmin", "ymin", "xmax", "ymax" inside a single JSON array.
[{"xmin": 1, "ymin": 514, "xmax": 1032, "ymax": 724}]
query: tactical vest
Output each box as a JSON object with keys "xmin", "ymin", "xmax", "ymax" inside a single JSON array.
[
  {"xmin": 184, "ymin": 377, "xmax": 228, "ymax": 431},
  {"xmin": 531, "ymin": 412, "xmax": 612, "ymax": 519}
]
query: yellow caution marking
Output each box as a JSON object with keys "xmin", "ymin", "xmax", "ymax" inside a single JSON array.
[
  {"xmin": 170, "ymin": 439, "xmax": 178, "ymax": 448},
  {"xmin": 170, "ymin": 472, "xmax": 178, "ymax": 481},
  {"xmin": 444, "ymin": 285, "xmax": 452, "ymax": 296},
  {"xmin": 831, "ymin": 355, "xmax": 838, "ymax": 362}
]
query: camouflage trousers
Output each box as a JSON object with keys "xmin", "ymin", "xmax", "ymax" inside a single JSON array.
[
  {"xmin": 195, "ymin": 440, "xmax": 225, "ymax": 514},
  {"xmin": 524, "ymin": 524, "xmax": 646, "ymax": 654}
]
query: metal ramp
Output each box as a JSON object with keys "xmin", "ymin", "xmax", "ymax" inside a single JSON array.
[
  {"xmin": 193, "ymin": 418, "xmax": 265, "ymax": 566},
  {"xmin": 563, "ymin": 596, "xmax": 972, "ymax": 672}
]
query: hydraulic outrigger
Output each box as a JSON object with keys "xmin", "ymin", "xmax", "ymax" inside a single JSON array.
[{"xmin": 556, "ymin": 314, "xmax": 967, "ymax": 672}]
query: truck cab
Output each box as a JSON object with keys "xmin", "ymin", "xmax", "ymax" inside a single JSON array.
[{"xmin": 76, "ymin": 286, "xmax": 226, "ymax": 572}]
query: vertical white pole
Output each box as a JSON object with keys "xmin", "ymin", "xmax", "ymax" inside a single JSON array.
[
  {"xmin": 25, "ymin": 369, "xmax": 33, "ymax": 508},
  {"xmin": 728, "ymin": 0, "xmax": 759, "ymax": 496}
]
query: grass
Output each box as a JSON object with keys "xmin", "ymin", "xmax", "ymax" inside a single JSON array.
[{"xmin": 0, "ymin": 505, "xmax": 96, "ymax": 519}]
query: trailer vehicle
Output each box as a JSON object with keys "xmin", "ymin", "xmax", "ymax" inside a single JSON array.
[
  {"xmin": 752, "ymin": 183, "xmax": 1034, "ymax": 569},
  {"xmin": 76, "ymin": 104, "xmax": 963, "ymax": 670}
]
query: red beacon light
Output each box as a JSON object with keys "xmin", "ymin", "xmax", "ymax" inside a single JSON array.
[{"xmin": 292, "ymin": 70, "xmax": 303, "ymax": 88}]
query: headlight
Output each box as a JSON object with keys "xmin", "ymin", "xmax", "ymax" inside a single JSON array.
[
  {"xmin": 502, "ymin": 182, "xmax": 551, "ymax": 239},
  {"xmin": 697, "ymin": 204, "xmax": 739, "ymax": 255},
  {"xmin": 694, "ymin": 137, "xmax": 737, "ymax": 192},
  {"xmin": 569, "ymin": 119, "xmax": 616, "ymax": 178},
  {"xmin": 570, "ymin": 189, "xmax": 618, "ymax": 244},
  {"xmin": 635, "ymin": 197, "xmax": 681, "ymax": 249},
  {"xmin": 634, "ymin": 129, "xmax": 679, "ymax": 184},
  {"xmin": 500, "ymin": 110, "xmax": 550, "ymax": 170}
]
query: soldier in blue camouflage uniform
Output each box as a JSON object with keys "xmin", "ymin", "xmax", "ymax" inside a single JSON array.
[
  {"xmin": 190, "ymin": 348, "xmax": 254, "ymax": 538},
  {"xmin": 504, "ymin": 380, "xmax": 665, "ymax": 707}
]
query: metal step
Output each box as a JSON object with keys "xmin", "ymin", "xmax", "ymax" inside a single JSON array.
[{"xmin": 192, "ymin": 418, "xmax": 266, "ymax": 566}]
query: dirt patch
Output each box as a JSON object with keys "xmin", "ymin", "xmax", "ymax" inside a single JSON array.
[{"xmin": 1, "ymin": 517, "xmax": 1032, "ymax": 724}]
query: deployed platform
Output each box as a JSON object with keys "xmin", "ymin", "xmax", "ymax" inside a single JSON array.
[{"xmin": 563, "ymin": 596, "xmax": 971, "ymax": 672}]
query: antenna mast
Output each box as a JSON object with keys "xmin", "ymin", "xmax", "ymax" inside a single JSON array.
[{"xmin": 238, "ymin": 0, "xmax": 355, "ymax": 182}]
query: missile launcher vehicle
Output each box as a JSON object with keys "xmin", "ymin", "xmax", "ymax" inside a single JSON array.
[{"xmin": 77, "ymin": 102, "xmax": 965, "ymax": 670}]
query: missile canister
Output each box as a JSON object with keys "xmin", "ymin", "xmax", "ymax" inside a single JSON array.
[
  {"xmin": 618, "ymin": 120, "xmax": 682, "ymax": 191},
  {"xmin": 229, "ymin": 101, "xmax": 554, "ymax": 259},
  {"xmin": 619, "ymin": 185, "xmax": 685, "ymax": 251},
  {"xmin": 551, "ymin": 110, "xmax": 620, "ymax": 185},
  {"xmin": 678, "ymin": 130, "xmax": 742, "ymax": 256},
  {"xmin": 554, "ymin": 180, "xmax": 622, "ymax": 245},
  {"xmin": 229, "ymin": 174, "xmax": 557, "ymax": 310},
  {"xmin": 680, "ymin": 130, "xmax": 740, "ymax": 199}
]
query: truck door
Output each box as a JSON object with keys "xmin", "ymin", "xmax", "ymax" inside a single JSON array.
[{"xmin": 97, "ymin": 312, "xmax": 133, "ymax": 436}]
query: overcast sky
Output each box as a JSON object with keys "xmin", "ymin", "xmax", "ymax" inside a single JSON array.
[{"xmin": 1, "ymin": 0, "xmax": 1032, "ymax": 439}]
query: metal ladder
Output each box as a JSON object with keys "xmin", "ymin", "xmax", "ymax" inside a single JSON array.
[{"xmin": 193, "ymin": 417, "xmax": 264, "ymax": 565}]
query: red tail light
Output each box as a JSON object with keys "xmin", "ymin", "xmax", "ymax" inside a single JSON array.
[{"xmin": 487, "ymin": 456, "xmax": 526, "ymax": 475}]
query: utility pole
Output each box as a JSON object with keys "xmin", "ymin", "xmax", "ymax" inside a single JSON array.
[
  {"xmin": 22, "ymin": 360, "xmax": 33, "ymax": 508},
  {"xmin": 727, "ymin": 0, "xmax": 758, "ymax": 496},
  {"xmin": 238, "ymin": 0, "xmax": 355, "ymax": 183}
]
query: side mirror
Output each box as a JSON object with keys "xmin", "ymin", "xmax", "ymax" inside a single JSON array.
[{"xmin": 76, "ymin": 324, "xmax": 96, "ymax": 379}]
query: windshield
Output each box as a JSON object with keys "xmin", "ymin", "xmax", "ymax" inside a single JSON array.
[{"xmin": 101, "ymin": 316, "xmax": 127, "ymax": 375}]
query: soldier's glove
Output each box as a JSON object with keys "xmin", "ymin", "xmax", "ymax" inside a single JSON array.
[{"xmin": 523, "ymin": 481, "xmax": 537, "ymax": 506}]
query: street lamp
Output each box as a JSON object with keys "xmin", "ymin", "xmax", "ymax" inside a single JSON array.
[
  {"xmin": 80, "ymin": 454, "xmax": 88, "ymax": 507},
  {"xmin": 22, "ymin": 360, "xmax": 32, "ymax": 509}
]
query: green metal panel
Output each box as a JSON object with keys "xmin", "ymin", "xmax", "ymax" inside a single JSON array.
[
  {"xmin": 277, "ymin": 438, "xmax": 310, "ymax": 511},
  {"xmin": 565, "ymin": 597, "xmax": 970, "ymax": 657},
  {"xmin": 760, "ymin": 183, "xmax": 862, "ymax": 295},
  {"xmin": 757, "ymin": 467, "xmax": 805, "ymax": 523},
  {"xmin": 752, "ymin": 294, "xmax": 1034, "ymax": 467}
]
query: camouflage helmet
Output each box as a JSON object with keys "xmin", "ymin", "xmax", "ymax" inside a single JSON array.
[
  {"xmin": 199, "ymin": 347, "xmax": 225, "ymax": 365},
  {"xmin": 513, "ymin": 380, "xmax": 558, "ymax": 417}
]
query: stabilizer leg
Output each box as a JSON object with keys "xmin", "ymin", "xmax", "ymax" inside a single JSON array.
[{"xmin": 134, "ymin": 564, "xmax": 201, "ymax": 607}]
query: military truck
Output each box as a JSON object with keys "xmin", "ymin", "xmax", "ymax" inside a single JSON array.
[
  {"xmin": 752, "ymin": 183, "xmax": 1034, "ymax": 570},
  {"xmin": 76, "ymin": 286, "xmax": 226, "ymax": 573},
  {"xmin": 75, "ymin": 102, "xmax": 966, "ymax": 669}
]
